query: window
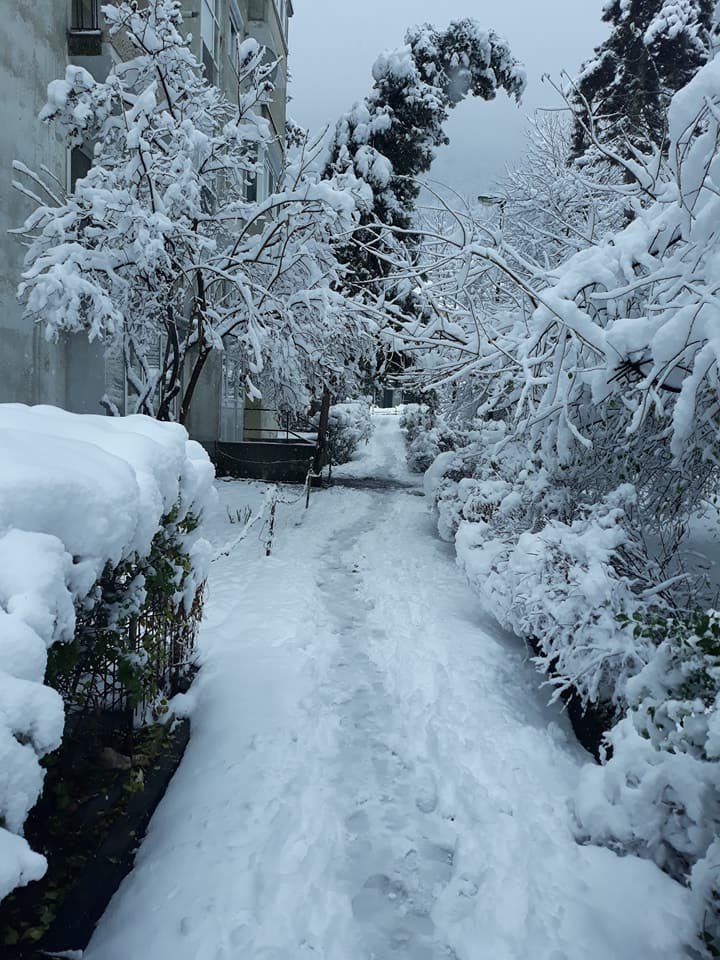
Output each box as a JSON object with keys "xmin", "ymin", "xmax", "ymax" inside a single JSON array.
[
  {"xmin": 71, "ymin": 0, "xmax": 99, "ymax": 31},
  {"xmin": 228, "ymin": 1, "xmax": 245, "ymax": 76},
  {"xmin": 70, "ymin": 0, "xmax": 100, "ymax": 33},
  {"xmin": 144, "ymin": 333, "xmax": 163, "ymax": 374},
  {"xmin": 221, "ymin": 353, "xmax": 245, "ymax": 442},
  {"xmin": 69, "ymin": 0, "xmax": 102, "ymax": 55},
  {"xmin": 70, "ymin": 146, "xmax": 92, "ymax": 190},
  {"xmin": 265, "ymin": 149, "xmax": 281, "ymax": 197},
  {"xmin": 245, "ymin": 170, "xmax": 258, "ymax": 204},
  {"xmin": 273, "ymin": 0, "xmax": 287, "ymax": 32},
  {"xmin": 262, "ymin": 46, "xmax": 280, "ymax": 87},
  {"xmin": 201, "ymin": 0, "xmax": 220, "ymax": 82}
]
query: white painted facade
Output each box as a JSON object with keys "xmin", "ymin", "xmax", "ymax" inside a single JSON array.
[{"xmin": 0, "ymin": 0, "xmax": 292, "ymax": 439}]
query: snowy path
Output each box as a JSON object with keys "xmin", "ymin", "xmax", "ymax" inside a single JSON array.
[{"xmin": 86, "ymin": 414, "xmax": 693, "ymax": 960}]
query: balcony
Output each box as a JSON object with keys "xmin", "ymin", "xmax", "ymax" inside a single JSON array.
[{"xmin": 68, "ymin": 0, "xmax": 102, "ymax": 57}]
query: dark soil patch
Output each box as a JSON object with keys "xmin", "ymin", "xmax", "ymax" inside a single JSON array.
[
  {"xmin": 0, "ymin": 714, "xmax": 190, "ymax": 958},
  {"xmin": 526, "ymin": 635, "xmax": 616, "ymax": 760}
]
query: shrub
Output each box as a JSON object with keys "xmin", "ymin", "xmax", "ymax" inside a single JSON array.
[
  {"xmin": 0, "ymin": 405, "xmax": 214, "ymax": 902},
  {"xmin": 424, "ymin": 423, "xmax": 720, "ymax": 954},
  {"xmin": 400, "ymin": 404, "xmax": 469, "ymax": 473},
  {"xmin": 576, "ymin": 610, "xmax": 720, "ymax": 953},
  {"xmin": 320, "ymin": 399, "xmax": 374, "ymax": 465}
]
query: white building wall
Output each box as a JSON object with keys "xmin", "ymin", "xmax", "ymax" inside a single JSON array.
[{"xmin": 0, "ymin": 0, "xmax": 70, "ymax": 407}]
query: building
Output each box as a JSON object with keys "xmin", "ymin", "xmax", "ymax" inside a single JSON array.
[
  {"xmin": 0, "ymin": 0, "xmax": 292, "ymax": 440},
  {"xmin": 1, "ymin": 2, "xmax": 75, "ymax": 410}
]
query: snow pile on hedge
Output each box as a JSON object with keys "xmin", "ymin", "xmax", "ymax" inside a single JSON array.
[
  {"xmin": 322, "ymin": 400, "xmax": 374, "ymax": 465},
  {"xmin": 400, "ymin": 404, "xmax": 469, "ymax": 473},
  {"xmin": 422, "ymin": 421, "xmax": 720, "ymax": 949},
  {"xmin": 400, "ymin": 40, "xmax": 720, "ymax": 952},
  {"xmin": 576, "ymin": 609, "xmax": 720, "ymax": 951},
  {"xmin": 424, "ymin": 428, "xmax": 651, "ymax": 702},
  {"xmin": 0, "ymin": 404, "xmax": 214, "ymax": 902}
]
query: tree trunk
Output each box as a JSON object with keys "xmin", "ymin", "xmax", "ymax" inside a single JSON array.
[
  {"xmin": 312, "ymin": 388, "xmax": 331, "ymax": 476},
  {"xmin": 180, "ymin": 347, "xmax": 210, "ymax": 426}
]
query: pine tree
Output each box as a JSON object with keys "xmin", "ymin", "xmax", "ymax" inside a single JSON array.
[
  {"xmin": 326, "ymin": 20, "xmax": 525, "ymax": 231},
  {"xmin": 571, "ymin": 0, "xmax": 714, "ymax": 162},
  {"xmin": 320, "ymin": 19, "xmax": 524, "ymax": 358}
]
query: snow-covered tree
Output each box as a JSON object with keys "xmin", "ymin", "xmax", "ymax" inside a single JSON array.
[
  {"xmin": 325, "ymin": 20, "xmax": 525, "ymax": 231},
  {"xmin": 499, "ymin": 113, "xmax": 625, "ymax": 267},
  {"xmin": 571, "ymin": 0, "xmax": 714, "ymax": 163},
  {"xmin": 317, "ymin": 20, "xmax": 526, "ymax": 381},
  {"xmin": 399, "ymin": 44, "xmax": 720, "ymax": 951},
  {"xmin": 14, "ymin": 0, "xmax": 376, "ymax": 422}
]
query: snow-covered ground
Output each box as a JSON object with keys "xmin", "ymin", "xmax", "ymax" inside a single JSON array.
[{"xmin": 85, "ymin": 413, "xmax": 693, "ymax": 960}]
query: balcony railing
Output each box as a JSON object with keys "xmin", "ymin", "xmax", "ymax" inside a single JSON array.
[{"xmin": 71, "ymin": 0, "xmax": 100, "ymax": 31}]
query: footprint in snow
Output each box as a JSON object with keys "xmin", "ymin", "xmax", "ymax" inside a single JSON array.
[{"xmin": 415, "ymin": 770, "xmax": 439, "ymax": 814}]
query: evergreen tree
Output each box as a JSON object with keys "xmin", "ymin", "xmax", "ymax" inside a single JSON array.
[
  {"xmin": 571, "ymin": 0, "xmax": 713, "ymax": 162},
  {"xmin": 326, "ymin": 20, "xmax": 525, "ymax": 231},
  {"xmin": 319, "ymin": 19, "xmax": 524, "ymax": 371}
]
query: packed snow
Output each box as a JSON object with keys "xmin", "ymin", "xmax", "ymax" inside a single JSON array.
[{"xmin": 86, "ymin": 412, "xmax": 693, "ymax": 960}]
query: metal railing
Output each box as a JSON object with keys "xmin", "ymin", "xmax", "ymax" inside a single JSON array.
[
  {"xmin": 71, "ymin": 0, "xmax": 100, "ymax": 31},
  {"xmin": 242, "ymin": 409, "xmax": 317, "ymax": 443}
]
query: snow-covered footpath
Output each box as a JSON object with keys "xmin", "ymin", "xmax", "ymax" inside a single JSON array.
[{"xmin": 86, "ymin": 413, "xmax": 693, "ymax": 960}]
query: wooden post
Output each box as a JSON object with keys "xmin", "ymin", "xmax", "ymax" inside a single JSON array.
[
  {"xmin": 305, "ymin": 459, "xmax": 313, "ymax": 509},
  {"xmin": 312, "ymin": 388, "xmax": 331, "ymax": 478}
]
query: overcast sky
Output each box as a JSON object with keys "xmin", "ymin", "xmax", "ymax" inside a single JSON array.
[{"xmin": 288, "ymin": 0, "xmax": 609, "ymax": 198}]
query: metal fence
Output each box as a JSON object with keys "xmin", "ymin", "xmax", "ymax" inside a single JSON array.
[
  {"xmin": 50, "ymin": 579, "xmax": 204, "ymax": 726},
  {"xmin": 242, "ymin": 408, "xmax": 318, "ymax": 443}
]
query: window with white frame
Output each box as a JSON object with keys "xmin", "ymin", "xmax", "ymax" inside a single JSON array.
[
  {"xmin": 228, "ymin": 1, "xmax": 245, "ymax": 77},
  {"xmin": 201, "ymin": 0, "xmax": 220, "ymax": 82}
]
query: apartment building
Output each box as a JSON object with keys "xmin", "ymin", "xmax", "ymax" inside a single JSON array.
[
  {"xmin": 1, "ymin": 2, "xmax": 74, "ymax": 410},
  {"xmin": 0, "ymin": 0, "xmax": 292, "ymax": 439}
]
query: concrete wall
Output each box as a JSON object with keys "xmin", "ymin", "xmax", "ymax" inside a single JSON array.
[
  {"xmin": 184, "ymin": 351, "xmax": 223, "ymax": 443},
  {"xmin": 0, "ymin": 0, "xmax": 70, "ymax": 406}
]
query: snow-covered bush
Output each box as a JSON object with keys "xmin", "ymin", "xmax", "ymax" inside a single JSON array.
[
  {"xmin": 400, "ymin": 404, "xmax": 469, "ymax": 473},
  {"xmin": 0, "ymin": 404, "xmax": 214, "ymax": 902},
  {"xmin": 425, "ymin": 429, "xmax": 657, "ymax": 706},
  {"xmin": 577, "ymin": 609, "xmax": 720, "ymax": 951},
  {"xmin": 407, "ymin": 422, "xmax": 468, "ymax": 474},
  {"xmin": 321, "ymin": 400, "xmax": 374, "ymax": 465},
  {"xmin": 401, "ymin": 37, "xmax": 720, "ymax": 953},
  {"xmin": 399, "ymin": 404, "xmax": 435, "ymax": 442}
]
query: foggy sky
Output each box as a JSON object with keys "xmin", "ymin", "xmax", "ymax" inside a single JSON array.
[{"xmin": 287, "ymin": 1, "xmax": 609, "ymax": 198}]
